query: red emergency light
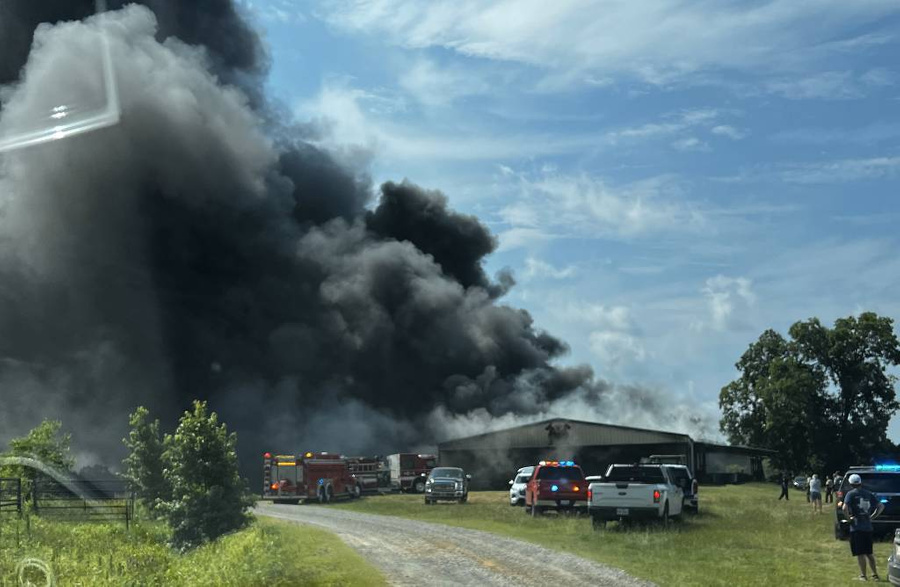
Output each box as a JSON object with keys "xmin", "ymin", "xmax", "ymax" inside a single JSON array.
[{"xmin": 264, "ymin": 452, "xmax": 272, "ymax": 459}]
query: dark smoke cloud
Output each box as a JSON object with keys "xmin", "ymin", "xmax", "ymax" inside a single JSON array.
[{"xmin": 0, "ymin": 3, "xmax": 705, "ymax": 477}]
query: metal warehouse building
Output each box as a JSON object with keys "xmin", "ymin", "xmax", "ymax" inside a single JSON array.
[{"xmin": 437, "ymin": 418, "xmax": 773, "ymax": 490}]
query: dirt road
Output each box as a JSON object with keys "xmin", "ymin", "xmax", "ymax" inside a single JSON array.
[{"xmin": 256, "ymin": 502, "xmax": 654, "ymax": 586}]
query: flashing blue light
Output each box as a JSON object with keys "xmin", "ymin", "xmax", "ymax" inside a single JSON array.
[
  {"xmin": 881, "ymin": 498, "xmax": 890, "ymax": 503},
  {"xmin": 551, "ymin": 484, "xmax": 559, "ymax": 492},
  {"xmin": 318, "ymin": 478, "xmax": 324, "ymax": 485},
  {"xmin": 876, "ymin": 464, "xmax": 900, "ymax": 471}
]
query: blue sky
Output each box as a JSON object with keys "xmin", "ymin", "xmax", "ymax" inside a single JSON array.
[{"xmin": 241, "ymin": 0, "xmax": 900, "ymax": 439}]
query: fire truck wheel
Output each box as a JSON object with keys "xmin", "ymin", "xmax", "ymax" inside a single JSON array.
[{"xmin": 413, "ymin": 479, "xmax": 426, "ymax": 493}]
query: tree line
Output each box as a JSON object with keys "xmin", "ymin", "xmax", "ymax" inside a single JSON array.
[
  {"xmin": 719, "ymin": 312, "xmax": 900, "ymax": 475},
  {"xmin": 0, "ymin": 400, "xmax": 253, "ymax": 551}
]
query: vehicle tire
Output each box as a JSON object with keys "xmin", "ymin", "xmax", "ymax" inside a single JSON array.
[
  {"xmin": 461, "ymin": 493, "xmax": 468, "ymax": 503},
  {"xmin": 592, "ymin": 515, "xmax": 606, "ymax": 531},
  {"xmin": 835, "ymin": 521, "xmax": 849, "ymax": 541},
  {"xmin": 531, "ymin": 504, "xmax": 543, "ymax": 517},
  {"xmin": 413, "ymin": 478, "xmax": 426, "ymax": 494},
  {"xmin": 663, "ymin": 502, "xmax": 670, "ymax": 529}
]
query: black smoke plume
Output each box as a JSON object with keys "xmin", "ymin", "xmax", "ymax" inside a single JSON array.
[{"xmin": 0, "ymin": 3, "xmax": 712, "ymax": 476}]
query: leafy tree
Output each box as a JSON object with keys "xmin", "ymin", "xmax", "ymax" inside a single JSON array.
[
  {"xmin": 122, "ymin": 406, "xmax": 171, "ymax": 514},
  {"xmin": 720, "ymin": 312, "xmax": 900, "ymax": 473},
  {"xmin": 1, "ymin": 419, "xmax": 75, "ymax": 479},
  {"xmin": 160, "ymin": 401, "xmax": 254, "ymax": 550}
]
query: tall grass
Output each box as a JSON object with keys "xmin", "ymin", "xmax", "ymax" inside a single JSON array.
[
  {"xmin": 0, "ymin": 514, "xmax": 384, "ymax": 586},
  {"xmin": 335, "ymin": 483, "xmax": 895, "ymax": 586}
]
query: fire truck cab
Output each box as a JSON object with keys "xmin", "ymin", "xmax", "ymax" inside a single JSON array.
[
  {"xmin": 262, "ymin": 452, "xmax": 360, "ymax": 504},
  {"xmin": 386, "ymin": 453, "xmax": 437, "ymax": 493}
]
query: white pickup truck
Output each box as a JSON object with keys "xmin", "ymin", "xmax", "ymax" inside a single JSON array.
[{"xmin": 587, "ymin": 464, "xmax": 684, "ymax": 529}]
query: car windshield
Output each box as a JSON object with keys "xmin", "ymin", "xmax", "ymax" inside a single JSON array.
[
  {"xmin": 606, "ymin": 467, "xmax": 665, "ymax": 483},
  {"xmin": 843, "ymin": 474, "xmax": 900, "ymax": 493},
  {"xmin": 430, "ymin": 468, "xmax": 462, "ymax": 479},
  {"xmin": 794, "ymin": 477, "xmax": 806, "ymax": 483},
  {"xmin": 537, "ymin": 466, "xmax": 584, "ymax": 481}
]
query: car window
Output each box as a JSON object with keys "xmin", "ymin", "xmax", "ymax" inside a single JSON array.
[
  {"xmin": 536, "ymin": 466, "xmax": 584, "ymax": 481},
  {"xmin": 605, "ymin": 466, "xmax": 665, "ymax": 483},
  {"xmin": 846, "ymin": 473, "xmax": 900, "ymax": 493},
  {"xmin": 515, "ymin": 474, "xmax": 530, "ymax": 484},
  {"xmin": 430, "ymin": 468, "xmax": 462, "ymax": 478}
]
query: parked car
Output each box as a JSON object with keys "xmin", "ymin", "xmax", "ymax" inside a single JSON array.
[
  {"xmin": 508, "ymin": 466, "xmax": 534, "ymax": 506},
  {"xmin": 666, "ymin": 464, "xmax": 699, "ymax": 514},
  {"xmin": 793, "ymin": 475, "xmax": 809, "ymax": 491},
  {"xmin": 424, "ymin": 467, "xmax": 470, "ymax": 504},
  {"xmin": 524, "ymin": 460, "xmax": 587, "ymax": 516},
  {"xmin": 834, "ymin": 465, "xmax": 900, "ymax": 540},
  {"xmin": 587, "ymin": 464, "xmax": 684, "ymax": 529}
]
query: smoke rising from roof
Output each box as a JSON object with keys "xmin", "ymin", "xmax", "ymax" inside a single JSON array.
[{"xmin": 0, "ymin": 3, "xmax": 713, "ymax": 474}]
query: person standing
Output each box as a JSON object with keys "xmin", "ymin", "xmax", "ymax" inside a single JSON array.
[
  {"xmin": 806, "ymin": 474, "xmax": 812, "ymax": 503},
  {"xmin": 810, "ymin": 474, "xmax": 823, "ymax": 513},
  {"xmin": 778, "ymin": 474, "xmax": 789, "ymax": 500},
  {"xmin": 825, "ymin": 476, "xmax": 834, "ymax": 504},
  {"xmin": 843, "ymin": 473, "xmax": 885, "ymax": 582}
]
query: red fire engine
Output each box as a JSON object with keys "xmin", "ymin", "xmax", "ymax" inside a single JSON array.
[
  {"xmin": 262, "ymin": 452, "xmax": 360, "ymax": 504},
  {"xmin": 346, "ymin": 456, "xmax": 391, "ymax": 493},
  {"xmin": 386, "ymin": 453, "xmax": 437, "ymax": 493}
]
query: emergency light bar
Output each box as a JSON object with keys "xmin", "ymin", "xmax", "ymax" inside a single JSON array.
[
  {"xmin": 876, "ymin": 464, "xmax": 900, "ymax": 471},
  {"xmin": 538, "ymin": 460, "xmax": 577, "ymax": 466}
]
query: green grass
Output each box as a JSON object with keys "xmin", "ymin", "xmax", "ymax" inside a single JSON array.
[
  {"xmin": 0, "ymin": 515, "xmax": 386, "ymax": 586},
  {"xmin": 333, "ymin": 483, "xmax": 894, "ymax": 586}
]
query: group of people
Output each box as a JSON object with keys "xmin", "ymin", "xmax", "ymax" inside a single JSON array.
[
  {"xmin": 777, "ymin": 471, "xmax": 844, "ymax": 513},
  {"xmin": 778, "ymin": 471, "xmax": 885, "ymax": 581}
]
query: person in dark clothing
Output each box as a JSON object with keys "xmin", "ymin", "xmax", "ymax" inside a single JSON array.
[
  {"xmin": 778, "ymin": 474, "xmax": 789, "ymax": 500},
  {"xmin": 843, "ymin": 474, "xmax": 885, "ymax": 581},
  {"xmin": 825, "ymin": 476, "xmax": 834, "ymax": 503}
]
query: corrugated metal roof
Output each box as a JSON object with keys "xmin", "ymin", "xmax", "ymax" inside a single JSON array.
[{"xmin": 438, "ymin": 418, "xmax": 692, "ymax": 450}]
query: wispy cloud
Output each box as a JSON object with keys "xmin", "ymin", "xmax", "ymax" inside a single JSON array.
[
  {"xmin": 765, "ymin": 70, "xmax": 889, "ymax": 100},
  {"xmin": 711, "ymin": 125, "xmax": 748, "ymax": 140},
  {"xmin": 399, "ymin": 58, "xmax": 492, "ymax": 106},
  {"xmin": 317, "ymin": 0, "xmax": 900, "ymax": 88},
  {"xmin": 780, "ymin": 156, "xmax": 900, "ymax": 183},
  {"xmin": 523, "ymin": 257, "xmax": 577, "ymax": 280},
  {"xmin": 695, "ymin": 275, "xmax": 756, "ymax": 332}
]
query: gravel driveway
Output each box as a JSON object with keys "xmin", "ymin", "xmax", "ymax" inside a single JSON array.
[{"xmin": 256, "ymin": 502, "xmax": 654, "ymax": 586}]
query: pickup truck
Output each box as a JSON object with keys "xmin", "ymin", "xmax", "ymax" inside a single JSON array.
[
  {"xmin": 524, "ymin": 460, "xmax": 587, "ymax": 516},
  {"xmin": 587, "ymin": 464, "xmax": 684, "ymax": 529}
]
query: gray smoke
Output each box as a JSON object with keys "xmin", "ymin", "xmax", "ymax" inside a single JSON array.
[{"xmin": 0, "ymin": 4, "xmax": 709, "ymax": 477}]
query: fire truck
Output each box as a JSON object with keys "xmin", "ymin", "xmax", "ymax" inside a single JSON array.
[
  {"xmin": 262, "ymin": 452, "xmax": 361, "ymax": 504},
  {"xmin": 386, "ymin": 453, "xmax": 437, "ymax": 493},
  {"xmin": 347, "ymin": 456, "xmax": 392, "ymax": 493}
]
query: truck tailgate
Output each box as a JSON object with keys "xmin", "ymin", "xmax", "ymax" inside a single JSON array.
[{"xmin": 591, "ymin": 482, "xmax": 657, "ymax": 508}]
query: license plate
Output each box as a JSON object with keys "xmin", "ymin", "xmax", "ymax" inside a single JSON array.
[
  {"xmin": 616, "ymin": 508, "xmax": 629, "ymax": 516},
  {"xmin": 561, "ymin": 500, "xmax": 572, "ymax": 506}
]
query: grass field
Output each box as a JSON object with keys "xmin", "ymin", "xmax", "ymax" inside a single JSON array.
[
  {"xmin": 334, "ymin": 483, "xmax": 896, "ymax": 586},
  {"xmin": 0, "ymin": 515, "xmax": 386, "ymax": 586}
]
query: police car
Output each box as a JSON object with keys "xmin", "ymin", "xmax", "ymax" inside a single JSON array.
[{"xmin": 835, "ymin": 465, "xmax": 900, "ymax": 540}]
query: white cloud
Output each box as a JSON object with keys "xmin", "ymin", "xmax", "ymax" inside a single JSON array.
[
  {"xmin": 766, "ymin": 71, "xmax": 865, "ymax": 100},
  {"xmin": 589, "ymin": 331, "xmax": 647, "ymax": 369},
  {"xmin": 318, "ymin": 0, "xmax": 899, "ymax": 88},
  {"xmin": 698, "ymin": 275, "xmax": 756, "ymax": 332},
  {"xmin": 523, "ymin": 257, "xmax": 576, "ymax": 280},
  {"xmin": 399, "ymin": 58, "xmax": 491, "ymax": 106},
  {"xmin": 711, "ymin": 125, "xmax": 748, "ymax": 140},
  {"xmin": 495, "ymin": 169, "xmax": 708, "ymax": 247},
  {"xmin": 780, "ymin": 156, "xmax": 900, "ymax": 183},
  {"xmin": 241, "ymin": 0, "xmax": 307, "ymax": 24},
  {"xmin": 671, "ymin": 137, "xmax": 709, "ymax": 152}
]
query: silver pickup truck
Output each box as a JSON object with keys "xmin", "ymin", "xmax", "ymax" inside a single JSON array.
[{"xmin": 587, "ymin": 464, "xmax": 684, "ymax": 529}]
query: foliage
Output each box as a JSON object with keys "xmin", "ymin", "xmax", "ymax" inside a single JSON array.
[
  {"xmin": 0, "ymin": 517, "xmax": 386, "ymax": 586},
  {"xmin": 122, "ymin": 406, "xmax": 172, "ymax": 515},
  {"xmin": 719, "ymin": 312, "xmax": 900, "ymax": 473},
  {"xmin": 0, "ymin": 419, "xmax": 75, "ymax": 486},
  {"xmin": 159, "ymin": 401, "xmax": 255, "ymax": 551}
]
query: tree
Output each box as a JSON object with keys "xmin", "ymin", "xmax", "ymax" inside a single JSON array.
[
  {"xmin": 1, "ymin": 419, "xmax": 75, "ymax": 479},
  {"xmin": 720, "ymin": 312, "xmax": 900, "ymax": 474},
  {"xmin": 160, "ymin": 401, "xmax": 254, "ymax": 550},
  {"xmin": 719, "ymin": 330, "xmax": 827, "ymax": 472},
  {"xmin": 122, "ymin": 406, "xmax": 171, "ymax": 514},
  {"xmin": 790, "ymin": 312, "xmax": 900, "ymax": 466}
]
